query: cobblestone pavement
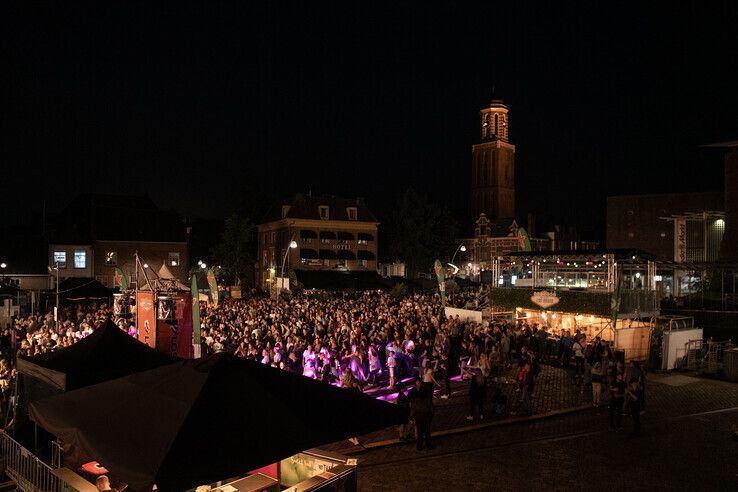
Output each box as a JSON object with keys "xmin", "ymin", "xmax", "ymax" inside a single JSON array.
[{"xmin": 352, "ymin": 374, "xmax": 738, "ymax": 491}]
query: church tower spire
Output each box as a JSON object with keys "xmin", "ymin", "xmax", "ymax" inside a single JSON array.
[{"xmin": 471, "ymin": 99, "xmax": 516, "ymax": 223}]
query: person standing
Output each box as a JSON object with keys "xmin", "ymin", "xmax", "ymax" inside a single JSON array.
[
  {"xmin": 609, "ymin": 372, "xmax": 626, "ymax": 430},
  {"xmin": 625, "ymin": 377, "xmax": 642, "ymax": 436},
  {"xmin": 409, "ymin": 377, "xmax": 434, "ymax": 450},
  {"xmin": 395, "ymin": 382, "xmax": 413, "ymax": 441},
  {"xmin": 591, "ymin": 362, "xmax": 604, "ymax": 407}
]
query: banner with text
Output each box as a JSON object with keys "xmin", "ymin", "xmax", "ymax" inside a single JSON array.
[
  {"xmin": 674, "ymin": 219, "xmax": 687, "ymax": 263},
  {"xmin": 136, "ymin": 291, "xmax": 156, "ymax": 349}
]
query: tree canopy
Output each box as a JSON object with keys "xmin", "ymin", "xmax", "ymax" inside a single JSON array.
[{"xmin": 211, "ymin": 213, "xmax": 256, "ymax": 286}]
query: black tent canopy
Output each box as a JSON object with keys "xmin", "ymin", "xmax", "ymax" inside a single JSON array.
[
  {"xmin": 45, "ymin": 277, "xmax": 113, "ymax": 301},
  {"xmin": 30, "ymin": 353, "xmax": 408, "ymax": 491},
  {"xmin": 17, "ymin": 320, "xmax": 179, "ymax": 391}
]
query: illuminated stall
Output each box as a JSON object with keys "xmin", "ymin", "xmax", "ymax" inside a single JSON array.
[{"xmin": 489, "ymin": 249, "xmax": 658, "ymax": 360}]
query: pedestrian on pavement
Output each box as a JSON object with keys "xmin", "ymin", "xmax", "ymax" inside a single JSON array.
[
  {"xmin": 409, "ymin": 377, "xmax": 434, "ymax": 450},
  {"xmin": 572, "ymin": 336, "xmax": 585, "ymax": 384},
  {"xmin": 625, "ymin": 377, "xmax": 642, "ymax": 436},
  {"xmin": 609, "ymin": 372, "xmax": 626, "ymax": 430}
]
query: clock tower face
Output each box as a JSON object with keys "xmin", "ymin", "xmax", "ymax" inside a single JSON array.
[{"xmin": 471, "ymin": 99, "xmax": 516, "ymax": 224}]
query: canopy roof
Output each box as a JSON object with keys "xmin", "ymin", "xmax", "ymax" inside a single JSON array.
[
  {"xmin": 45, "ymin": 277, "xmax": 112, "ymax": 301},
  {"xmin": 30, "ymin": 353, "xmax": 408, "ymax": 491},
  {"xmin": 17, "ymin": 320, "xmax": 179, "ymax": 391}
]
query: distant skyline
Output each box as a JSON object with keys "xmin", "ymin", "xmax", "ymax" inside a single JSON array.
[{"xmin": 2, "ymin": 2, "xmax": 737, "ymax": 231}]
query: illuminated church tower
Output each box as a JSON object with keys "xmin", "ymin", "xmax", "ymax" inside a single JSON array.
[{"xmin": 471, "ymin": 99, "xmax": 515, "ymax": 223}]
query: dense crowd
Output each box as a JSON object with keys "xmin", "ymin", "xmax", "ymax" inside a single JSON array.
[{"xmin": 1, "ymin": 288, "xmax": 645, "ymax": 439}]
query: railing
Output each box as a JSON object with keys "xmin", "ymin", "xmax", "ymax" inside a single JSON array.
[{"xmin": 0, "ymin": 430, "xmax": 63, "ymax": 492}]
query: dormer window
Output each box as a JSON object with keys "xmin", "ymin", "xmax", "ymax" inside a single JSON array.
[
  {"xmin": 282, "ymin": 205, "xmax": 291, "ymax": 218},
  {"xmin": 319, "ymin": 206, "xmax": 329, "ymax": 220},
  {"xmin": 347, "ymin": 207, "xmax": 357, "ymax": 220}
]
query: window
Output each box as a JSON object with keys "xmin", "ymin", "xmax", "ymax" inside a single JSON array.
[
  {"xmin": 319, "ymin": 206, "xmax": 329, "ymax": 220},
  {"xmin": 53, "ymin": 251, "xmax": 67, "ymax": 269},
  {"xmin": 105, "ymin": 251, "xmax": 117, "ymax": 266},
  {"xmin": 168, "ymin": 252, "xmax": 180, "ymax": 267},
  {"xmin": 347, "ymin": 207, "xmax": 357, "ymax": 220},
  {"xmin": 74, "ymin": 250, "xmax": 87, "ymax": 269}
]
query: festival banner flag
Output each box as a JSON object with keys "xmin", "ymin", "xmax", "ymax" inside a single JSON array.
[
  {"xmin": 207, "ymin": 269, "xmax": 218, "ymax": 307},
  {"xmin": 136, "ymin": 291, "xmax": 156, "ymax": 349},
  {"xmin": 434, "ymin": 259, "xmax": 446, "ymax": 308},
  {"xmin": 114, "ymin": 267, "xmax": 128, "ymax": 290},
  {"xmin": 191, "ymin": 276, "xmax": 201, "ymax": 347},
  {"xmin": 516, "ymin": 227, "xmax": 532, "ymax": 252}
]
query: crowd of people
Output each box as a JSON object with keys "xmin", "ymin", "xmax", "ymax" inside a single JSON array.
[{"xmin": 0, "ymin": 287, "xmax": 645, "ymax": 439}]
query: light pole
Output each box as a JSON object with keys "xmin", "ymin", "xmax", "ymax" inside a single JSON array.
[
  {"xmin": 451, "ymin": 244, "xmax": 467, "ymax": 265},
  {"xmin": 280, "ymin": 236, "xmax": 298, "ymax": 292},
  {"xmin": 48, "ymin": 263, "xmax": 60, "ymax": 333},
  {"xmin": 1, "ymin": 263, "xmax": 8, "ymax": 331}
]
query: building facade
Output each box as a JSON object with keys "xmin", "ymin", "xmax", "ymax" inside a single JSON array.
[
  {"xmin": 257, "ymin": 195, "xmax": 379, "ymax": 289},
  {"xmin": 471, "ymin": 99, "xmax": 516, "ymax": 223},
  {"xmin": 48, "ymin": 194, "xmax": 189, "ymax": 286},
  {"xmin": 606, "ymin": 192, "xmax": 725, "ymax": 261}
]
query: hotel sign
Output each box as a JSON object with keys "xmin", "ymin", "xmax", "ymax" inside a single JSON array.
[
  {"xmin": 530, "ymin": 291, "xmax": 560, "ymax": 309},
  {"xmin": 674, "ymin": 219, "xmax": 687, "ymax": 263}
]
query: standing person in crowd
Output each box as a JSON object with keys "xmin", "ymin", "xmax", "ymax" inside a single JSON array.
[
  {"xmin": 387, "ymin": 349, "xmax": 396, "ymax": 388},
  {"xmin": 625, "ymin": 377, "xmax": 642, "ymax": 436},
  {"xmin": 395, "ymin": 382, "xmax": 413, "ymax": 441},
  {"xmin": 628, "ymin": 360, "xmax": 646, "ymax": 412},
  {"xmin": 609, "ymin": 372, "xmax": 627, "ymax": 430},
  {"xmin": 591, "ymin": 362, "xmax": 604, "ymax": 407},
  {"xmin": 466, "ymin": 368, "xmax": 487, "ymax": 421},
  {"xmin": 572, "ymin": 335, "xmax": 585, "ymax": 384},
  {"xmin": 409, "ymin": 377, "xmax": 434, "ymax": 451},
  {"xmin": 514, "ymin": 356, "xmax": 533, "ymax": 416}
]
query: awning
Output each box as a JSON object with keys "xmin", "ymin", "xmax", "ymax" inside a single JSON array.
[
  {"xmin": 337, "ymin": 232, "xmax": 354, "ymax": 240},
  {"xmin": 299, "ymin": 230, "xmax": 317, "ymax": 239},
  {"xmin": 358, "ymin": 233, "xmax": 374, "ymax": 241},
  {"xmin": 300, "ymin": 248, "xmax": 318, "ymax": 260},
  {"xmin": 319, "ymin": 249, "xmax": 338, "ymax": 260},
  {"xmin": 319, "ymin": 231, "xmax": 336, "ymax": 240},
  {"xmin": 357, "ymin": 250, "xmax": 376, "ymax": 260},
  {"xmin": 337, "ymin": 250, "xmax": 356, "ymax": 260}
]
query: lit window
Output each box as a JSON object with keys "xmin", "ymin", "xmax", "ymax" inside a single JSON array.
[
  {"xmin": 168, "ymin": 252, "xmax": 180, "ymax": 267},
  {"xmin": 319, "ymin": 206, "xmax": 329, "ymax": 220},
  {"xmin": 74, "ymin": 250, "xmax": 87, "ymax": 269},
  {"xmin": 54, "ymin": 251, "xmax": 67, "ymax": 269},
  {"xmin": 347, "ymin": 207, "xmax": 357, "ymax": 220},
  {"xmin": 105, "ymin": 251, "xmax": 117, "ymax": 266}
]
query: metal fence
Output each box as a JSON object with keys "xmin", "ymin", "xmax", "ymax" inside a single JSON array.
[{"xmin": 0, "ymin": 430, "xmax": 63, "ymax": 492}]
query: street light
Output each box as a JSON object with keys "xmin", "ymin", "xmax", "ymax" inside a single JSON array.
[
  {"xmin": 48, "ymin": 263, "xmax": 60, "ymax": 333},
  {"xmin": 451, "ymin": 244, "xmax": 467, "ymax": 265},
  {"xmin": 280, "ymin": 237, "xmax": 298, "ymax": 292}
]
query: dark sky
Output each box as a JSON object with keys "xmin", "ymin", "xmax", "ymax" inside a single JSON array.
[{"xmin": 2, "ymin": 2, "xmax": 737, "ymax": 233}]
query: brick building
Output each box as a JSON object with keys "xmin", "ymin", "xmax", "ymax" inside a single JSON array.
[
  {"xmin": 257, "ymin": 195, "xmax": 379, "ymax": 289},
  {"xmin": 48, "ymin": 194, "xmax": 189, "ymax": 286}
]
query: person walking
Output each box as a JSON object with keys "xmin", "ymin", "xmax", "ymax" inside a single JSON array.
[{"xmin": 466, "ymin": 368, "xmax": 487, "ymax": 421}]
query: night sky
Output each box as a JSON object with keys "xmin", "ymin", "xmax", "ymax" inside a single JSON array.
[{"xmin": 2, "ymin": 2, "xmax": 737, "ymax": 234}]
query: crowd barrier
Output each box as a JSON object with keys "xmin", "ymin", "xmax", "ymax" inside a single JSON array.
[{"xmin": 0, "ymin": 430, "xmax": 63, "ymax": 492}]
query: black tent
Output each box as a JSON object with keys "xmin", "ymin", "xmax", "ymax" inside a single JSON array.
[
  {"xmin": 17, "ymin": 320, "xmax": 179, "ymax": 391},
  {"xmin": 30, "ymin": 353, "xmax": 408, "ymax": 491}
]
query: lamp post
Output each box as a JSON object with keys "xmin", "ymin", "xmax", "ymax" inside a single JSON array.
[
  {"xmin": 48, "ymin": 263, "xmax": 60, "ymax": 333},
  {"xmin": 280, "ymin": 236, "xmax": 298, "ymax": 292},
  {"xmin": 451, "ymin": 244, "xmax": 467, "ymax": 265},
  {"xmin": 1, "ymin": 263, "xmax": 7, "ymax": 331}
]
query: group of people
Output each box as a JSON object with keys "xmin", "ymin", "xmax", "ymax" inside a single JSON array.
[{"xmin": 0, "ymin": 287, "xmax": 645, "ymax": 440}]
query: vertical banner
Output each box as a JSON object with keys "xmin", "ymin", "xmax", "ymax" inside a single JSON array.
[
  {"xmin": 516, "ymin": 227, "xmax": 532, "ymax": 251},
  {"xmin": 434, "ymin": 259, "xmax": 446, "ymax": 308},
  {"xmin": 136, "ymin": 291, "xmax": 156, "ymax": 349},
  {"xmin": 191, "ymin": 276, "xmax": 201, "ymax": 349},
  {"xmin": 114, "ymin": 268, "xmax": 128, "ymax": 290},
  {"xmin": 207, "ymin": 269, "xmax": 219, "ymax": 307},
  {"xmin": 674, "ymin": 219, "xmax": 687, "ymax": 263},
  {"xmin": 176, "ymin": 295, "xmax": 193, "ymax": 359}
]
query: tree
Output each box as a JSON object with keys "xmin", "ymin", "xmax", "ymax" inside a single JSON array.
[
  {"xmin": 387, "ymin": 189, "xmax": 458, "ymax": 277},
  {"xmin": 211, "ymin": 214, "xmax": 256, "ymax": 286}
]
